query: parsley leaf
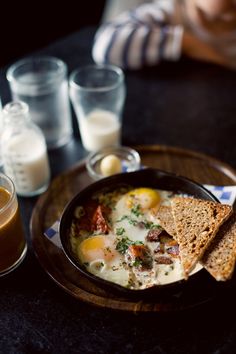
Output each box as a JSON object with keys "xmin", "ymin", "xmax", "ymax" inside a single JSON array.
[
  {"xmin": 133, "ymin": 258, "xmax": 142, "ymax": 267},
  {"xmin": 116, "ymin": 237, "xmax": 131, "ymax": 254},
  {"xmin": 116, "ymin": 215, "xmax": 129, "ymax": 222},
  {"xmin": 115, "ymin": 237, "xmax": 144, "ymax": 254},
  {"xmin": 131, "ymin": 204, "xmax": 143, "ymax": 217},
  {"xmin": 144, "ymin": 221, "xmax": 162, "ymax": 229},
  {"xmin": 116, "ymin": 227, "xmax": 125, "ymax": 236}
]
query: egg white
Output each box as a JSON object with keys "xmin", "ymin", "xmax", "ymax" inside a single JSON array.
[
  {"xmin": 111, "ymin": 189, "xmax": 171, "ymax": 244},
  {"xmin": 77, "ymin": 234, "xmax": 130, "ymax": 287},
  {"xmin": 70, "ymin": 187, "xmax": 200, "ymax": 290}
]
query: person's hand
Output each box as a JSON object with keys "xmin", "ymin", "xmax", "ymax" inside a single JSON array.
[
  {"xmin": 182, "ymin": 31, "xmax": 227, "ymax": 67},
  {"xmin": 185, "ymin": 0, "xmax": 236, "ymax": 35},
  {"xmin": 181, "ymin": 1, "xmax": 236, "ymax": 69}
]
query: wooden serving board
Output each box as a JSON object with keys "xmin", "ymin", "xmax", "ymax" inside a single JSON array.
[{"xmin": 30, "ymin": 145, "xmax": 236, "ymax": 312}]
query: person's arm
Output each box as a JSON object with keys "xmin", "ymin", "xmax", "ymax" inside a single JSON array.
[{"xmin": 92, "ymin": 2, "xmax": 184, "ymax": 69}]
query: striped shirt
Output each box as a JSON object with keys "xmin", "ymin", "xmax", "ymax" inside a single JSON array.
[{"xmin": 92, "ymin": 0, "xmax": 236, "ymax": 69}]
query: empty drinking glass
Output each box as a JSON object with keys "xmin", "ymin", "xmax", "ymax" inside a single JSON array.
[{"xmin": 7, "ymin": 56, "xmax": 73, "ymax": 149}]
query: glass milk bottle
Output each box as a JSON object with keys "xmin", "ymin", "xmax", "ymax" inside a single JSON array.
[{"xmin": 1, "ymin": 101, "xmax": 50, "ymax": 197}]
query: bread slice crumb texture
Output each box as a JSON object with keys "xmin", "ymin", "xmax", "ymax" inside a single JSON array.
[
  {"xmin": 171, "ymin": 197, "xmax": 232, "ymax": 278},
  {"xmin": 156, "ymin": 205, "xmax": 177, "ymax": 239}
]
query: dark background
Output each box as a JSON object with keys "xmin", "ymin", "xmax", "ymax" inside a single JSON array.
[{"xmin": 0, "ymin": 1, "xmax": 106, "ymax": 68}]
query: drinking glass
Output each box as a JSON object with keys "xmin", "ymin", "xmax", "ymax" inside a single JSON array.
[
  {"xmin": 69, "ymin": 64, "xmax": 126, "ymax": 152},
  {"xmin": 0, "ymin": 173, "xmax": 27, "ymax": 276},
  {"xmin": 7, "ymin": 56, "xmax": 73, "ymax": 149}
]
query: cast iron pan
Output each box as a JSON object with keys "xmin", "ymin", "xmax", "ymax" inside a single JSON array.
[{"xmin": 59, "ymin": 168, "xmax": 218, "ymax": 298}]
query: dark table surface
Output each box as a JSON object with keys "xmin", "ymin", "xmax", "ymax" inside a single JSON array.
[{"xmin": 1, "ymin": 27, "xmax": 236, "ymax": 354}]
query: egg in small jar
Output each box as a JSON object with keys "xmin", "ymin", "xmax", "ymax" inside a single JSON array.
[{"xmin": 100, "ymin": 154, "xmax": 122, "ymax": 177}]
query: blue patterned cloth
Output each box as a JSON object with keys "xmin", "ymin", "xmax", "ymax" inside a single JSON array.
[
  {"xmin": 44, "ymin": 184, "xmax": 236, "ymax": 247},
  {"xmin": 204, "ymin": 185, "xmax": 236, "ymax": 206}
]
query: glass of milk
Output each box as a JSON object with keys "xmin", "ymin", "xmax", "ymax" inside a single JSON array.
[
  {"xmin": 1, "ymin": 101, "xmax": 50, "ymax": 197},
  {"xmin": 69, "ymin": 64, "xmax": 126, "ymax": 151},
  {"xmin": 6, "ymin": 56, "xmax": 73, "ymax": 150}
]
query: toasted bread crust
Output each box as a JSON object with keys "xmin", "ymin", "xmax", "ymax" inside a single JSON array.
[
  {"xmin": 171, "ymin": 197, "xmax": 232, "ymax": 277},
  {"xmin": 201, "ymin": 212, "xmax": 236, "ymax": 281}
]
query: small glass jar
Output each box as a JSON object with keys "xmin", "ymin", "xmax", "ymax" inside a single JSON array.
[
  {"xmin": 86, "ymin": 146, "xmax": 141, "ymax": 180},
  {"xmin": 1, "ymin": 101, "xmax": 51, "ymax": 197}
]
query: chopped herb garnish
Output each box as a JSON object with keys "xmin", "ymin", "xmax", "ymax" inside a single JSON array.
[
  {"xmin": 142, "ymin": 220, "xmax": 154, "ymax": 229},
  {"xmin": 115, "ymin": 237, "xmax": 144, "ymax": 254},
  {"xmin": 142, "ymin": 220, "xmax": 162, "ymax": 230},
  {"xmin": 116, "ymin": 237, "xmax": 131, "ymax": 254},
  {"xmin": 116, "ymin": 215, "xmax": 129, "ymax": 222},
  {"xmin": 116, "ymin": 227, "xmax": 125, "ymax": 236},
  {"xmin": 131, "ymin": 204, "xmax": 143, "ymax": 217},
  {"xmin": 83, "ymin": 262, "xmax": 89, "ymax": 266},
  {"xmin": 142, "ymin": 221, "xmax": 162, "ymax": 230},
  {"xmin": 116, "ymin": 214, "xmax": 138, "ymax": 226},
  {"xmin": 151, "ymin": 223, "xmax": 162, "ymax": 230},
  {"xmin": 128, "ymin": 218, "xmax": 138, "ymax": 226},
  {"xmin": 116, "ymin": 215, "xmax": 161, "ymax": 230},
  {"xmin": 132, "ymin": 240, "xmax": 144, "ymax": 246},
  {"xmin": 133, "ymin": 257, "xmax": 142, "ymax": 267}
]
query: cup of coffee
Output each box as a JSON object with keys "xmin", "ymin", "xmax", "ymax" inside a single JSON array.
[{"xmin": 0, "ymin": 173, "xmax": 27, "ymax": 276}]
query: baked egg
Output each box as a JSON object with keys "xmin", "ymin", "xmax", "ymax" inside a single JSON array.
[{"xmin": 69, "ymin": 186, "xmax": 199, "ymax": 290}]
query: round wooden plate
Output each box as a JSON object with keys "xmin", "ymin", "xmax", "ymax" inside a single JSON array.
[{"xmin": 30, "ymin": 145, "xmax": 236, "ymax": 312}]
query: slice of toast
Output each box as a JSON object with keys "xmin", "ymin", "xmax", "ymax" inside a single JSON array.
[
  {"xmin": 171, "ymin": 197, "xmax": 232, "ymax": 278},
  {"xmin": 201, "ymin": 212, "xmax": 236, "ymax": 281},
  {"xmin": 156, "ymin": 205, "xmax": 177, "ymax": 239}
]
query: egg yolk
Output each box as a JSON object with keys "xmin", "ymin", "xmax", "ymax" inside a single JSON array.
[
  {"xmin": 78, "ymin": 235, "xmax": 117, "ymax": 263},
  {"xmin": 126, "ymin": 188, "xmax": 160, "ymax": 210}
]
